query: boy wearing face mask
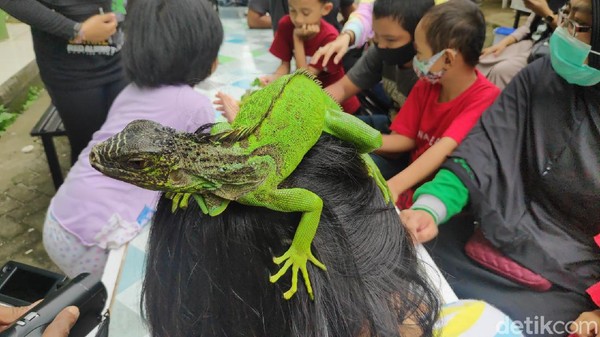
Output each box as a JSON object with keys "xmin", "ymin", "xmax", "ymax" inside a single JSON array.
[
  {"xmin": 376, "ymin": 0, "xmax": 500, "ymax": 209},
  {"xmin": 324, "ymin": 0, "xmax": 434, "ymax": 128}
]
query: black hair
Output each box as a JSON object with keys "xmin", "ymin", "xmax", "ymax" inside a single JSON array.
[
  {"xmin": 122, "ymin": 0, "xmax": 223, "ymax": 88},
  {"xmin": 142, "ymin": 134, "xmax": 440, "ymax": 337},
  {"xmin": 421, "ymin": 0, "xmax": 486, "ymax": 67},
  {"xmin": 373, "ymin": 0, "xmax": 435, "ymax": 37},
  {"xmin": 590, "ymin": 0, "xmax": 599, "ymax": 68}
]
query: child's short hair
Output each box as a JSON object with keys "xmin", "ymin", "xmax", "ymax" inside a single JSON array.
[
  {"xmin": 122, "ymin": 0, "xmax": 223, "ymax": 88},
  {"xmin": 373, "ymin": 0, "xmax": 435, "ymax": 37},
  {"xmin": 421, "ymin": 0, "xmax": 485, "ymax": 67}
]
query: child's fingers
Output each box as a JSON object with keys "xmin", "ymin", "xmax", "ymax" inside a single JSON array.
[{"xmin": 416, "ymin": 223, "xmax": 438, "ymax": 243}]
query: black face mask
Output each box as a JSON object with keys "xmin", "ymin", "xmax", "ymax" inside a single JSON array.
[{"xmin": 375, "ymin": 42, "xmax": 416, "ymax": 67}]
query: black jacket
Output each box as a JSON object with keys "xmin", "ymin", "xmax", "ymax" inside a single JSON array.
[{"xmin": 444, "ymin": 56, "xmax": 600, "ymax": 295}]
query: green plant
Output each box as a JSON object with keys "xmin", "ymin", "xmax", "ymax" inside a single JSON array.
[
  {"xmin": 0, "ymin": 105, "xmax": 16, "ymax": 134},
  {"xmin": 21, "ymin": 86, "xmax": 42, "ymax": 112},
  {"xmin": 0, "ymin": 86, "xmax": 44, "ymax": 134}
]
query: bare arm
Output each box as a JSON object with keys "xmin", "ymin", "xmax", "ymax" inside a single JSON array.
[
  {"xmin": 247, "ymin": 9, "xmax": 271, "ymax": 29},
  {"xmin": 377, "ymin": 133, "xmax": 416, "ymax": 155},
  {"xmin": 325, "ymin": 75, "xmax": 361, "ymax": 103},
  {"xmin": 387, "ymin": 137, "xmax": 458, "ymax": 197}
]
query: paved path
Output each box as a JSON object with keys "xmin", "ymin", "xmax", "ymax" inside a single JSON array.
[{"xmin": 0, "ymin": 91, "xmax": 68, "ymax": 273}]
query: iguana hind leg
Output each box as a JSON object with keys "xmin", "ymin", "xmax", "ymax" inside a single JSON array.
[
  {"xmin": 323, "ymin": 109, "xmax": 391, "ymax": 204},
  {"xmin": 240, "ymin": 188, "xmax": 327, "ymax": 300},
  {"xmin": 361, "ymin": 153, "xmax": 392, "ymax": 204}
]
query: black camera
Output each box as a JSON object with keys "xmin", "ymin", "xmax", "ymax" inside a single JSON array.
[
  {"xmin": 0, "ymin": 261, "xmax": 67, "ymax": 307},
  {"xmin": 0, "ymin": 272, "xmax": 107, "ymax": 337}
]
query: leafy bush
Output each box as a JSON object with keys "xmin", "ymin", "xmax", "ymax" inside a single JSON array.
[{"xmin": 0, "ymin": 86, "xmax": 43, "ymax": 134}]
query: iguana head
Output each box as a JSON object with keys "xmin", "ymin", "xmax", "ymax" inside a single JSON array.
[
  {"xmin": 90, "ymin": 120, "xmax": 184, "ymax": 191},
  {"xmin": 91, "ymin": 119, "xmax": 271, "ymax": 198}
]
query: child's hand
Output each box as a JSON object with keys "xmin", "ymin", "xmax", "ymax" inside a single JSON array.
[
  {"xmin": 569, "ymin": 309, "xmax": 600, "ymax": 337},
  {"xmin": 400, "ymin": 209, "xmax": 439, "ymax": 243},
  {"xmin": 259, "ymin": 74, "xmax": 281, "ymax": 86},
  {"xmin": 294, "ymin": 24, "xmax": 320, "ymax": 39},
  {"xmin": 213, "ymin": 92, "xmax": 240, "ymax": 122},
  {"xmin": 311, "ymin": 33, "xmax": 352, "ymax": 67}
]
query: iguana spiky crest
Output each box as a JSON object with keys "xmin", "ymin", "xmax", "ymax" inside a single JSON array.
[{"xmin": 90, "ymin": 70, "xmax": 391, "ymax": 300}]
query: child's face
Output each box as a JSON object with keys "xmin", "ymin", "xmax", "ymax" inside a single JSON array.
[
  {"xmin": 288, "ymin": 0, "xmax": 332, "ymax": 28},
  {"xmin": 413, "ymin": 20, "xmax": 446, "ymax": 73},
  {"xmin": 372, "ymin": 17, "xmax": 412, "ymax": 49}
]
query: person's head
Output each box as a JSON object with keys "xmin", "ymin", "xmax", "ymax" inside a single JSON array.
[
  {"xmin": 371, "ymin": 0, "xmax": 434, "ymax": 66},
  {"xmin": 288, "ymin": 0, "xmax": 333, "ymax": 28},
  {"xmin": 122, "ymin": 0, "xmax": 223, "ymax": 88},
  {"xmin": 142, "ymin": 134, "xmax": 440, "ymax": 337},
  {"xmin": 412, "ymin": 0, "xmax": 485, "ymax": 84},
  {"xmin": 549, "ymin": 0, "xmax": 600, "ymax": 86}
]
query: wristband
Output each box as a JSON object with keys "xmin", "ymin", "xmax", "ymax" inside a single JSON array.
[{"xmin": 72, "ymin": 22, "xmax": 84, "ymax": 41}]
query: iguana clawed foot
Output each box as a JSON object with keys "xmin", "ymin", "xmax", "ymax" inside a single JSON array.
[
  {"xmin": 165, "ymin": 192, "xmax": 192, "ymax": 212},
  {"xmin": 269, "ymin": 244, "xmax": 326, "ymax": 300},
  {"xmin": 165, "ymin": 193, "xmax": 213, "ymax": 215}
]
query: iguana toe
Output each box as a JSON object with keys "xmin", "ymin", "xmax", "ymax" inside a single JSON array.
[
  {"xmin": 269, "ymin": 245, "xmax": 325, "ymax": 300},
  {"xmin": 165, "ymin": 192, "xmax": 192, "ymax": 213}
]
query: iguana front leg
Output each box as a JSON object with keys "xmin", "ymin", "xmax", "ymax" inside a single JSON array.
[
  {"xmin": 323, "ymin": 108, "xmax": 382, "ymax": 153},
  {"xmin": 240, "ymin": 188, "xmax": 327, "ymax": 300},
  {"xmin": 323, "ymin": 109, "xmax": 392, "ymax": 204}
]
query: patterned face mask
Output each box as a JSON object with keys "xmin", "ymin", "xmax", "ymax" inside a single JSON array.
[{"xmin": 412, "ymin": 49, "xmax": 447, "ymax": 84}]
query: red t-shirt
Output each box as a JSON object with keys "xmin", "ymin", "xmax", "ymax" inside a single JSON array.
[
  {"xmin": 390, "ymin": 70, "xmax": 500, "ymax": 208},
  {"xmin": 269, "ymin": 16, "xmax": 360, "ymax": 114}
]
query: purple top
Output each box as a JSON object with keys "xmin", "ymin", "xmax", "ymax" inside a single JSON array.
[{"xmin": 49, "ymin": 84, "xmax": 214, "ymax": 248}]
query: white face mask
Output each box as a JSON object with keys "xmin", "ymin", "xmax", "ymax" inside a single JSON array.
[{"xmin": 412, "ymin": 49, "xmax": 447, "ymax": 84}]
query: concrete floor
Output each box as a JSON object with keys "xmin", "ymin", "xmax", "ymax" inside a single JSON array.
[{"xmin": 0, "ymin": 0, "xmax": 521, "ymax": 277}]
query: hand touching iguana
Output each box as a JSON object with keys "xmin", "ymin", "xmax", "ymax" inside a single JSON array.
[{"xmin": 90, "ymin": 70, "xmax": 391, "ymax": 300}]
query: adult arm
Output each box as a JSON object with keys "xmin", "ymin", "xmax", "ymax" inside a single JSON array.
[
  {"xmin": 400, "ymin": 167, "xmax": 469, "ymax": 243},
  {"xmin": 0, "ymin": 0, "xmax": 77, "ymax": 39},
  {"xmin": 481, "ymin": 13, "xmax": 534, "ymax": 57},
  {"xmin": 247, "ymin": 0, "xmax": 271, "ymax": 29},
  {"xmin": 0, "ymin": 0, "xmax": 117, "ymax": 42},
  {"xmin": 247, "ymin": 9, "xmax": 271, "ymax": 29}
]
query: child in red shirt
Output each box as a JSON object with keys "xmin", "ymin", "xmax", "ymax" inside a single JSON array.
[
  {"xmin": 375, "ymin": 0, "xmax": 500, "ymax": 209},
  {"xmin": 262, "ymin": 0, "xmax": 360, "ymax": 114}
]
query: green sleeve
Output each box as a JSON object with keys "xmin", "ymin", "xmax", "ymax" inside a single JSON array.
[{"xmin": 413, "ymin": 168, "xmax": 470, "ymax": 224}]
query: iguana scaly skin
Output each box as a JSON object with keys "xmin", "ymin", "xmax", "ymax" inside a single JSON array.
[{"xmin": 90, "ymin": 70, "xmax": 391, "ymax": 300}]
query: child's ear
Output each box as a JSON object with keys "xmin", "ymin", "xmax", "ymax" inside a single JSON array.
[
  {"xmin": 211, "ymin": 59, "xmax": 218, "ymax": 74},
  {"xmin": 443, "ymin": 49, "xmax": 457, "ymax": 68},
  {"xmin": 321, "ymin": 2, "xmax": 333, "ymax": 16}
]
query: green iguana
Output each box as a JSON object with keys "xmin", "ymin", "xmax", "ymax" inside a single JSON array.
[{"xmin": 89, "ymin": 70, "xmax": 391, "ymax": 300}]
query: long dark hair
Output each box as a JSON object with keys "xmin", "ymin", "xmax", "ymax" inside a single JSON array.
[{"xmin": 142, "ymin": 134, "xmax": 440, "ymax": 337}]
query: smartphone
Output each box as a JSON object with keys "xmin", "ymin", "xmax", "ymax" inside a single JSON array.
[{"xmin": 0, "ymin": 261, "xmax": 67, "ymax": 307}]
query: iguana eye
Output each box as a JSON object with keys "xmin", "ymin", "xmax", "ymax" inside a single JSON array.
[{"xmin": 128, "ymin": 158, "xmax": 148, "ymax": 170}]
